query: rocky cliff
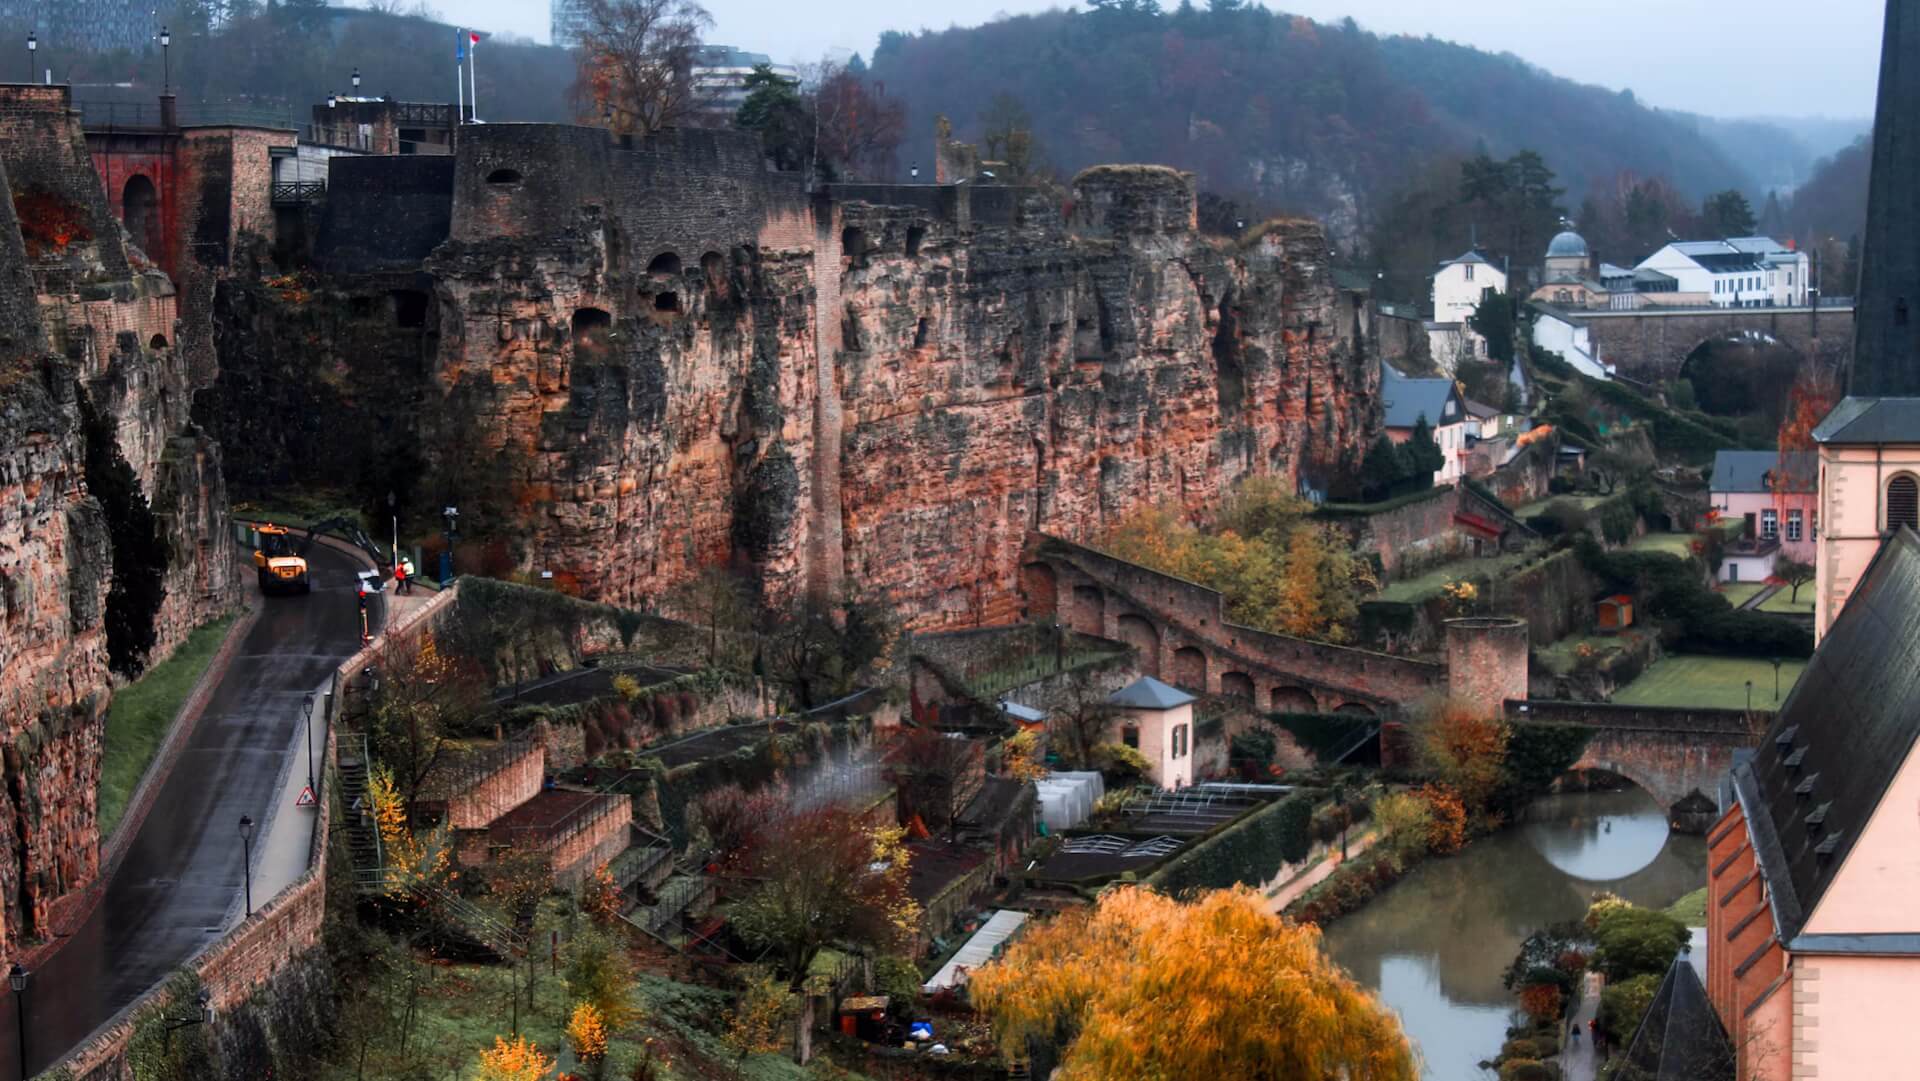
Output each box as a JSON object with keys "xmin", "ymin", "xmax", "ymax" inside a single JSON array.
[
  {"xmin": 0, "ymin": 90, "xmax": 233, "ymax": 960},
  {"xmin": 205, "ymin": 128, "xmax": 1381, "ymax": 630}
]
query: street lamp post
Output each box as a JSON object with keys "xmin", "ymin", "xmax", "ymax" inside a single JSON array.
[
  {"xmin": 303, "ymin": 692, "xmax": 317, "ymax": 794},
  {"xmin": 351, "ymin": 66, "xmax": 361, "ymax": 93},
  {"xmin": 909, "ymin": 162, "xmax": 919, "ymax": 181},
  {"xmin": 441, "ymin": 505, "xmax": 459, "ymax": 584},
  {"xmin": 1771, "ymin": 657, "xmax": 1784, "ymax": 702},
  {"xmin": 161, "ymin": 990, "xmax": 213, "ymax": 1051},
  {"xmin": 238, "ymin": 815, "xmax": 255, "ymax": 916},
  {"xmin": 159, "ymin": 26, "xmax": 170, "ymax": 95},
  {"xmin": 8, "ymin": 963, "xmax": 25, "ymax": 1081},
  {"xmin": 25, "ymin": 32, "xmax": 35, "ymax": 85},
  {"xmin": 1746, "ymin": 680, "xmax": 1754, "ymax": 712}
]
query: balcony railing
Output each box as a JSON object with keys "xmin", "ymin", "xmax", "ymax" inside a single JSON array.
[
  {"xmin": 78, "ymin": 99, "xmax": 296, "ymax": 131},
  {"xmin": 270, "ymin": 180, "xmax": 326, "ymax": 206}
]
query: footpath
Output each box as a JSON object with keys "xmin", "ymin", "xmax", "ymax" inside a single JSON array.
[
  {"xmin": 1561, "ymin": 970, "xmax": 1605, "ymax": 1081},
  {"xmin": 1265, "ymin": 830, "xmax": 1378, "ymax": 913}
]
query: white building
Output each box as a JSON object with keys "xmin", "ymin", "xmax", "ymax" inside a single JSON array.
[
  {"xmin": 690, "ymin": 45, "xmax": 797, "ymax": 117},
  {"xmin": 1634, "ymin": 237, "xmax": 1811, "ymax": 308},
  {"xmin": 551, "ymin": 0, "xmax": 588, "ymax": 48},
  {"xmin": 1382, "ymin": 361, "xmax": 1471, "ymax": 486},
  {"xmin": 1432, "ymin": 249, "xmax": 1507, "ymax": 324},
  {"xmin": 1530, "ymin": 305, "xmax": 1610, "ymax": 379}
]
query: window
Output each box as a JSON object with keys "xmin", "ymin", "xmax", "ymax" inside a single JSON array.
[
  {"xmin": 1813, "ymin": 511, "xmax": 1819, "ymax": 540},
  {"xmin": 1888, "ymin": 475, "xmax": 1919, "ymax": 532},
  {"xmin": 1761, "ymin": 509, "xmax": 1779, "ymax": 539},
  {"xmin": 1172, "ymin": 724, "xmax": 1189, "ymax": 759},
  {"xmin": 1787, "ymin": 509, "xmax": 1803, "ymax": 542},
  {"xmin": 1122, "ymin": 725, "xmax": 1139, "ymax": 750},
  {"xmin": 1464, "ymin": 264, "xmax": 1474, "ymax": 281},
  {"xmin": 1729, "ymin": 563, "xmax": 1740, "ymax": 582}
]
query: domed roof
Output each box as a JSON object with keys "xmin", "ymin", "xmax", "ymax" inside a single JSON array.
[{"xmin": 1547, "ymin": 230, "xmax": 1589, "ymax": 258}]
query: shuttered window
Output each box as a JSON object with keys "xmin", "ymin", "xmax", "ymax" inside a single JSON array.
[{"xmin": 1889, "ymin": 475, "xmax": 1919, "ymax": 532}]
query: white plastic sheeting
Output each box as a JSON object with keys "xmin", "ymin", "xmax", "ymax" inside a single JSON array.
[
  {"xmin": 1034, "ymin": 770, "xmax": 1105, "ymax": 832},
  {"xmin": 923, "ymin": 910, "xmax": 1031, "ymax": 993}
]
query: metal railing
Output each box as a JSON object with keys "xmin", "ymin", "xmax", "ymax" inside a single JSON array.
[{"xmin": 270, "ymin": 180, "xmax": 326, "ymax": 205}]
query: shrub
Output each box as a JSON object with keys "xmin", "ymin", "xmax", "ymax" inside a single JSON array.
[
  {"xmin": 1598, "ymin": 972, "xmax": 1663, "ymax": 1043},
  {"xmin": 1529, "ymin": 499, "xmax": 1590, "ymax": 538},
  {"xmin": 1591, "ymin": 906, "xmax": 1689, "ymax": 981},
  {"xmin": 1518, "ymin": 982, "xmax": 1564, "ymax": 1024},
  {"xmin": 1415, "ymin": 784, "xmax": 1468, "ymax": 853},
  {"xmin": 1092, "ymin": 742, "xmax": 1152, "ymax": 787},
  {"xmin": 1372, "ymin": 791, "xmax": 1434, "ymax": 861},
  {"xmin": 1498, "ymin": 1061, "xmax": 1555, "ymax": 1081}
]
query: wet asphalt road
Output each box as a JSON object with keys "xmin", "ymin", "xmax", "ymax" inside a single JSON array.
[{"xmin": 3, "ymin": 544, "xmax": 376, "ymax": 1079}]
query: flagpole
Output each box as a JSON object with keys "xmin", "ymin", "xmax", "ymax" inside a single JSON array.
[
  {"xmin": 456, "ymin": 29, "xmax": 465, "ymax": 123},
  {"xmin": 469, "ymin": 33, "xmax": 479, "ymax": 122}
]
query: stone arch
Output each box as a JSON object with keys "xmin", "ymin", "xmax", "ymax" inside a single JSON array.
[
  {"xmin": 646, "ymin": 251, "xmax": 681, "ymax": 276},
  {"xmin": 1220, "ymin": 671, "xmax": 1254, "ymax": 703},
  {"xmin": 1067, "ymin": 584, "xmax": 1104, "ymax": 635},
  {"xmin": 391, "ymin": 288, "xmax": 429, "ymax": 328},
  {"xmin": 700, "ymin": 250, "xmax": 725, "ymax": 284},
  {"xmin": 1171, "ymin": 646, "xmax": 1207, "ymax": 692},
  {"xmin": 121, "ymin": 174, "xmax": 161, "ymax": 260},
  {"xmin": 1332, "ymin": 702, "xmax": 1376, "ymax": 718},
  {"xmin": 1677, "ymin": 331, "xmax": 1806, "ymax": 424},
  {"xmin": 1270, "ymin": 686, "xmax": 1316, "ymax": 714},
  {"xmin": 1115, "ymin": 614, "xmax": 1159, "ymax": 677},
  {"xmin": 1888, "ymin": 472, "xmax": 1918, "ymax": 532},
  {"xmin": 485, "ymin": 168, "xmax": 523, "ymax": 184},
  {"xmin": 1022, "ymin": 562, "xmax": 1058, "ymax": 620}
]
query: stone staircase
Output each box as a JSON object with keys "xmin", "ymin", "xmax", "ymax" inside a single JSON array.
[{"xmin": 338, "ymin": 736, "xmax": 383, "ymax": 881}]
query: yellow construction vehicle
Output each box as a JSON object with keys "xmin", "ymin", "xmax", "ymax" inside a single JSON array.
[{"xmin": 252, "ymin": 523, "xmax": 312, "ymax": 595}]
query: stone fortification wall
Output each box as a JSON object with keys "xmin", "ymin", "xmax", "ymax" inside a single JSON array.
[{"xmin": 206, "ymin": 125, "xmax": 1381, "ymax": 631}]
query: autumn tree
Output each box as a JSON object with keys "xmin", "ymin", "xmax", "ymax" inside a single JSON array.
[
  {"xmin": 570, "ymin": 0, "xmax": 713, "ymax": 135},
  {"xmin": 814, "ymin": 65, "xmax": 906, "ymax": 180},
  {"xmin": 733, "ymin": 808, "xmax": 917, "ymax": 1062},
  {"xmin": 367, "ymin": 629, "xmax": 486, "ymax": 813},
  {"xmin": 566, "ymin": 1002, "xmax": 610, "ymax": 1075},
  {"xmin": 475, "ymin": 1035, "xmax": 555, "ymax": 1081},
  {"xmin": 968, "ymin": 886, "xmax": 1416, "ymax": 1080},
  {"xmin": 1052, "ymin": 669, "xmax": 1119, "ymax": 769},
  {"xmin": 1415, "ymin": 698, "xmax": 1511, "ymax": 815},
  {"xmin": 977, "ymin": 92, "xmax": 1041, "ymax": 180},
  {"xmin": 564, "ymin": 925, "xmax": 637, "ymax": 1029},
  {"xmin": 662, "ymin": 562, "xmax": 754, "ymax": 668},
  {"xmin": 886, "ymin": 728, "xmax": 983, "ymax": 844},
  {"xmin": 686, "ymin": 781, "xmax": 788, "ymax": 867},
  {"xmin": 1773, "ymin": 557, "xmax": 1815, "ymax": 603}
]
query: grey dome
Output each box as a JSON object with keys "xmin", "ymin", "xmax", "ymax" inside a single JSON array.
[{"xmin": 1547, "ymin": 230, "xmax": 1589, "ymax": 258}]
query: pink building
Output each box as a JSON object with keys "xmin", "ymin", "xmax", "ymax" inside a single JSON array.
[
  {"xmin": 1107, "ymin": 677, "xmax": 1195, "ymax": 790},
  {"xmin": 1705, "ymin": 529, "xmax": 1920, "ymax": 1080},
  {"xmin": 1709, "ymin": 450, "xmax": 1816, "ymax": 574}
]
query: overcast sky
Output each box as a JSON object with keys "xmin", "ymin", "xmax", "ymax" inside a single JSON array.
[{"xmin": 448, "ymin": 0, "xmax": 1885, "ymax": 119}]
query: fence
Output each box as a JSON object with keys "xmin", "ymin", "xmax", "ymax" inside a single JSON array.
[{"xmin": 77, "ymin": 99, "xmax": 297, "ymax": 130}]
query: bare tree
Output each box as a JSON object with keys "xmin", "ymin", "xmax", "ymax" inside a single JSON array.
[
  {"xmin": 569, "ymin": 0, "xmax": 713, "ymax": 135},
  {"xmin": 662, "ymin": 562, "xmax": 754, "ymax": 668},
  {"xmin": 1055, "ymin": 668, "xmax": 1119, "ymax": 769},
  {"xmin": 812, "ymin": 63, "xmax": 905, "ymax": 180},
  {"xmin": 886, "ymin": 728, "xmax": 983, "ymax": 844}
]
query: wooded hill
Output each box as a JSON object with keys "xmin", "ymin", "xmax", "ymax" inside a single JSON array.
[{"xmin": 866, "ymin": 4, "xmax": 1758, "ymax": 244}]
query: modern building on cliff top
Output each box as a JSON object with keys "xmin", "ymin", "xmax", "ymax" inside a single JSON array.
[{"xmin": 1706, "ymin": 4, "xmax": 1920, "ymax": 1079}]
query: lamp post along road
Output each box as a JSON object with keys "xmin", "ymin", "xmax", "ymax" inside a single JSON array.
[
  {"xmin": 8, "ymin": 964, "xmax": 25, "ymax": 1081},
  {"xmin": 238, "ymin": 815, "xmax": 255, "ymax": 916},
  {"xmin": 25, "ymin": 32, "xmax": 35, "ymax": 85},
  {"xmin": 159, "ymin": 26, "xmax": 170, "ymax": 95}
]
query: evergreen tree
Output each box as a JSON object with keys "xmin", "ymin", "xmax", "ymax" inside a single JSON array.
[
  {"xmin": 1361, "ymin": 434, "xmax": 1407, "ymax": 500},
  {"xmin": 734, "ymin": 63, "xmax": 811, "ymax": 171},
  {"xmin": 1468, "ymin": 290, "xmax": 1518, "ymax": 363},
  {"xmin": 1700, "ymin": 189, "xmax": 1757, "ymax": 237},
  {"xmin": 1404, "ymin": 415, "xmax": 1445, "ymax": 485}
]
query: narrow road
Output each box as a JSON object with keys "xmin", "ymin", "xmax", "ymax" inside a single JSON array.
[
  {"xmin": 1560, "ymin": 970, "xmax": 1605, "ymax": 1081},
  {"xmin": 3, "ymin": 544, "xmax": 375, "ymax": 1079}
]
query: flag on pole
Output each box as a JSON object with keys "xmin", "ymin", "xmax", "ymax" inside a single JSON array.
[{"xmin": 456, "ymin": 31, "xmax": 465, "ymax": 62}]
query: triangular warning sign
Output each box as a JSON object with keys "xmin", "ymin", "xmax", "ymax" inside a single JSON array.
[{"xmin": 296, "ymin": 785, "xmax": 317, "ymax": 807}]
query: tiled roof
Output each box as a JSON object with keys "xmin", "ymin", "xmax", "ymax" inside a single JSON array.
[
  {"xmin": 1619, "ymin": 960, "xmax": 1736, "ymax": 1081},
  {"xmin": 1709, "ymin": 450, "xmax": 1817, "ymax": 494},
  {"xmin": 1382, "ymin": 361, "xmax": 1460, "ymax": 430},
  {"xmin": 1107, "ymin": 676, "xmax": 1195, "ymax": 710},
  {"xmin": 1733, "ymin": 528, "xmax": 1920, "ymax": 942},
  {"xmin": 1811, "ymin": 396, "xmax": 1920, "ymax": 444}
]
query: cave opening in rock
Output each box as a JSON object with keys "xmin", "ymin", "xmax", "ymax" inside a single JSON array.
[
  {"xmin": 392, "ymin": 289, "xmax": 429, "ymax": 328},
  {"xmin": 486, "ymin": 168, "xmax": 522, "ymax": 184},
  {"xmin": 573, "ymin": 307, "xmax": 613, "ymax": 359},
  {"xmin": 905, "ymin": 225, "xmax": 925, "ymax": 257}
]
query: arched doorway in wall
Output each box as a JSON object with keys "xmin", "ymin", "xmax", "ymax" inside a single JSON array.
[
  {"xmin": 1022, "ymin": 562, "xmax": 1058, "ymax": 620},
  {"xmin": 121, "ymin": 174, "xmax": 161, "ymax": 261},
  {"xmin": 1115, "ymin": 614, "xmax": 1160, "ymax": 678},
  {"xmin": 1220, "ymin": 671, "xmax": 1254, "ymax": 703},
  {"xmin": 1068, "ymin": 584, "xmax": 1105, "ymax": 635},
  {"xmin": 1172, "ymin": 646, "xmax": 1208, "ymax": 693},
  {"xmin": 1270, "ymin": 686, "xmax": 1317, "ymax": 714}
]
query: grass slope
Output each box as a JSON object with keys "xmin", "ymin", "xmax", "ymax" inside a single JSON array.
[
  {"xmin": 1611, "ymin": 654, "xmax": 1806, "ymax": 712},
  {"xmin": 98, "ymin": 615, "xmax": 237, "ymax": 838}
]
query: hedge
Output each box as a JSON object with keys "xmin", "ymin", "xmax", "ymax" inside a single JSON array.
[
  {"xmin": 1314, "ymin": 483, "xmax": 1455, "ymax": 519},
  {"xmin": 1145, "ymin": 791, "xmax": 1318, "ymax": 896}
]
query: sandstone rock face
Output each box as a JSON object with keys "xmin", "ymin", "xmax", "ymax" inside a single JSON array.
[
  {"xmin": 0, "ymin": 96, "xmax": 233, "ymax": 961},
  {"xmin": 208, "ymin": 128, "xmax": 1379, "ymax": 634}
]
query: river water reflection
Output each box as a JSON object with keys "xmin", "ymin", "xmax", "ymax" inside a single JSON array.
[{"xmin": 1321, "ymin": 787, "xmax": 1706, "ymax": 1081}]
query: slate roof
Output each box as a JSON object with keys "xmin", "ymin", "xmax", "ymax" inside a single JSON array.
[
  {"xmin": 1849, "ymin": 0, "xmax": 1920, "ymax": 397},
  {"xmin": 1619, "ymin": 960, "xmax": 1736, "ymax": 1081},
  {"xmin": 1810, "ymin": 396, "xmax": 1920, "ymax": 444},
  {"xmin": 1547, "ymin": 230, "xmax": 1588, "ymax": 257},
  {"xmin": 1731, "ymin": 528, "xmax": 1920, "ymax": 942},
  {"xmin": 1381, "ymin": 361, "xmax": 1461, "ymax": 430},
  {"xmin": 1709, "ymin": 450, "xmax": 1817, "ymax": 494},
  {"xmin": 1439, "ymin": 249, "xmax": 1494, "ymax": 267},
  {"xmin": 1107, "ymin": 676, "xmax": 1195, "ymax": 710}
]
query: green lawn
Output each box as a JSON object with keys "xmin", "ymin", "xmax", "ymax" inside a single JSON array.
[
  {"xmin": 1627, "ymin": 532, "xmax": 1696, "ymax": 558},
  {"xmin": 1759, "ymin": 588, "xmax": 1816, "ymax": 615},
  {"xmin": 1718, "ymin": 581, "xmax": 1766, "ymax": 608},
  {"xmin": 1512, "ymin": 493, "xmax": 1611, "ymax": 520},
  {"xmin": 98, "ymin": 616, "xmax": 237, "ymax": 839},
  {"xmin": 1665, "ymin": 887, "xmax": 1708, "ymax": 928},
  {"xmin": 1612, "ymin": 654, "xmax": 1807, "ymax": 712},
  {"xmin": 1375, "ymin": 546, "xmax": 1544, "ymax": 604},
  {"xmin": 1535, "ymin": 633, "xmax": 1636, "ymax": 677}
]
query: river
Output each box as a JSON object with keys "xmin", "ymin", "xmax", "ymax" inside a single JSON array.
[{"xmin": 1321, "ymin": 787, "xmax": 1706, "ymax": 1081}]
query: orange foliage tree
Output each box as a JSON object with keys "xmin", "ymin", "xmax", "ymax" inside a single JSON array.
[
  {"xmin": 1518, "ymin": 982, "xmax": 1564, "ymax": 1023},
  {"xmin": 968, "ymin": 886, "xmax": 1416, "ymax": 1081},
  {"xmin": 566, "ymin": 1002, "xmax": 610, "ymax": 1066},
  {"xmin": 1416, "ymin": 699, "xmax": 1511, "ymax": 815},
  {"xmin": 476, "ymin": 1034, "xmax": 556, "ymax": 1081},
  {"xmin": 1414, "ymin": 784, "xmax": 1468, "ymax": 854}
]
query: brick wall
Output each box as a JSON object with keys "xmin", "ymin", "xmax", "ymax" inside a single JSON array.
[
  {"xmin": 1328, "ymin": 485, "xmax": 1468, "ymax": 579},
  {"xmin": 441, "ymin": 740, "xmax": 544, "ymax": 830},
  {"xmin": 1444, "ymin": 617, "xmax": 1529, "ymax": 717},
  {"xmin": 548, "ymin": 796, "xmax": 632, "ymax": 889}
]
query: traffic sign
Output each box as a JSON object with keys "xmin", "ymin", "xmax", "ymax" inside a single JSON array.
[{"xmin": 296, "ymin": 784, "xmax": 316, "ymax": 807}]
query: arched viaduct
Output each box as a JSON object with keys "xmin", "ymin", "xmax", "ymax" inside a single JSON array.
[
  {"xmin": 1023, "ymin": 535, "xmax": 1447, "ymax": 717},
  {"xmin": 1506, "ymin": 700, "xmax": 1757, "ymax": 827},
  {"xmin": 1571, "ymin": 304, "xmax": 1853, "ymax": 384}
]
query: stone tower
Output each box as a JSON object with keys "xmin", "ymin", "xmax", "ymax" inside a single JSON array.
[
  {"xmin": 1444, "ymin": 616, "xmax": 1530, "ymax": 719},
  {"xmin": 1847, "ymin": 0, "xmax": 1920, "ymax": 398}
]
